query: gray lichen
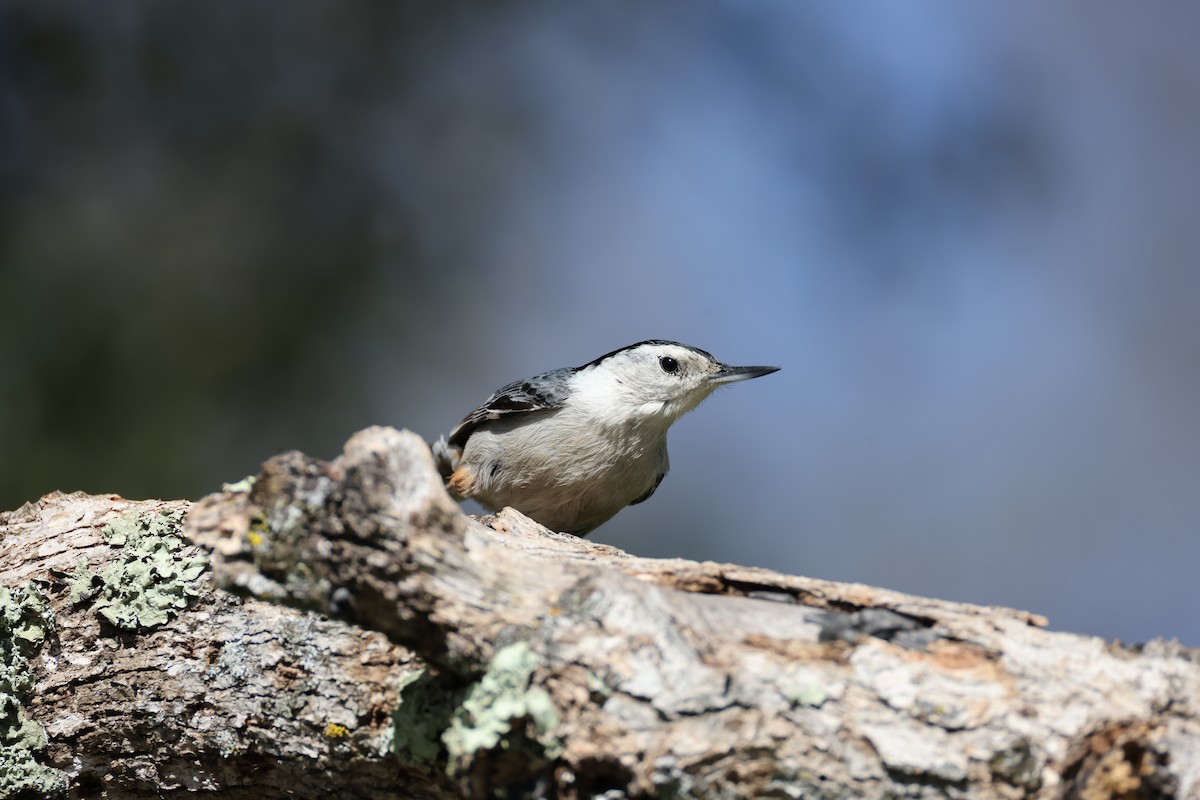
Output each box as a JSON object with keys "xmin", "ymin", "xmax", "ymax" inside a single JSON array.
[
  {"xmin": 237, "ymin": 479, "xmax": 335, "ymax": 609},
  {"xmin": 214, "ymin": 728, "xmax": 243, "ymax": 759},
  {"xmin": 70, "ymin": 509, "xmax": 208, "ymax": 630},
  {"xmin": 205, "ymin": 639, "xmax": 254, "ymax": 689}
]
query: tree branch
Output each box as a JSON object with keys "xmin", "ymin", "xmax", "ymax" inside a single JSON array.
[{"xmin": 3, "ymin": 426, "xmax": 1199, "ymax": 798}]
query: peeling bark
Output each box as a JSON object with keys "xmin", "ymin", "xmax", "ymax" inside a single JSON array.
[{"xmin": 3, "ymin": 426, "xmax": 1199, "ymax": 799}]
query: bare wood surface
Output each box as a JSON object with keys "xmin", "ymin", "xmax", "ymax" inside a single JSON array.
[{"xmin": 3, "ymin": 425, "xmax": 1200, "ymax": 798}]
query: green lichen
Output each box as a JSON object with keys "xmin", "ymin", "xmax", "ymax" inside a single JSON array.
[
  {"xmin": 0, "ymin": 584, "xmax": 53, "ymax": 698},
  {"xmin": 221, "ymin": 475, "xmax": 256, "ymax": 493},
  {"xmin": 391, "ymin": 668, "xmax": 455, "ymax": 765},
  {"xmin": 0, "ymin": 584, "xmax": 69, "ymax": 796},
  {"xmin": 586, "ymin": 670, "xmax": 613, "ymax": 699},
  {"xmin": 73, "ymin": 509, "xmax": 208, "ymax": 630},
  {"xmin": 784, "ymin": 682, "xmax": 828, "ymax": 708},
  {"xmin": 67, "ymin": 557, "xmax": 96, "ymax": 605},
  {"xmin": 389, "ymin": 645, "xmax": 565, "ymax": 778},
  {"xmin": 442, "ymin": 642, "xmax": 563, "ymax": 765},
  {"xmin": 0, "ymin": 705, "xmax": 70, "ymax": 796},
  {"xmin": 989, "ymin": 739, "xmax": 1042, "ymax": 793}
]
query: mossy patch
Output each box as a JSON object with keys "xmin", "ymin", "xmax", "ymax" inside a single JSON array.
[
  {"xmin": 70, "ymin": 509, "xmax": 208, "ymax": 630},
  {"xmin": 391, "ymin": 668, "xmax": 456, "ymax": 766},
  {"xmin": 0, "ymin": 583, "xmax": 69, "ymax": 796}
]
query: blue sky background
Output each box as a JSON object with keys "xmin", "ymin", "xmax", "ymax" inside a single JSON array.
[{"xmin": 3, "ymin": 3, "xmax": 1198, "ymax": 645}]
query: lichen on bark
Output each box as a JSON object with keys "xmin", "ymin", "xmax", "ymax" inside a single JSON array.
[
  {"xmin": 68, "ymin": 508, "xmax": 207, "ymax": 629},
  {"xmin": 0, "ymin": 583, "xmax": 69, "ymax": 796}
]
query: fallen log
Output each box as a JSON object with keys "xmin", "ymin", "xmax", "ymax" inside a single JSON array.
[{"xmin": 2, "ymin": 426, "xmax": 1197, "ymax": 798}]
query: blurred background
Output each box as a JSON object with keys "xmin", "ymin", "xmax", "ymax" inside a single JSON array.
[{"xmin": 2, "ymin": 2, "xmax": 1198, "ymax": 645}]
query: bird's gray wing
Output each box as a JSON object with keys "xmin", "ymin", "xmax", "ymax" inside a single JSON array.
[{"xmin": 445, "ymin": 368, "xmax": 572, "ymax": 449}]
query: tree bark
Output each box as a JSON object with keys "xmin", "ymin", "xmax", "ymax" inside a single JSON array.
[{"xmin": 2, "ymin": 426, "xmax": 1198, "ymax": 799}]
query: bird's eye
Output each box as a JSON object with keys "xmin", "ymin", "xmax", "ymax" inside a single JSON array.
[{"xmin": 659, "ymin": 356, "xmax": 679, "ymax": 373}]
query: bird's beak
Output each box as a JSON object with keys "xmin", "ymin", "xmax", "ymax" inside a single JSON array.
[{"xmin": 709, "ymin": 363, "xmax": 780, "ymax": 385}]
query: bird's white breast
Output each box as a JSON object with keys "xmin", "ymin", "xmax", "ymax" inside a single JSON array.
[{"xmin": 459, "ymin": 374, "xmax": 673, "ymax": 534}]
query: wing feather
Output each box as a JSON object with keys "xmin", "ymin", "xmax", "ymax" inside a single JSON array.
[{"xmin": 445, "ymin": 368, "xmax": 572, "ymax": 449}]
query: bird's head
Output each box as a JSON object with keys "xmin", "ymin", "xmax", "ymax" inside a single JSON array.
[{"xmin": 573, "ymin": 340, "xmax": 779, "ymax": 423}]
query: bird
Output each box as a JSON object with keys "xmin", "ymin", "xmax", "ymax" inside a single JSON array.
[{"xmin": 431, "ymin": 340, "xmax": 779, "ymax": 536}]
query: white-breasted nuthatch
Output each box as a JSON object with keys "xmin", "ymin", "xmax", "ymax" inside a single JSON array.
[{"xmin": 431, "ymin": 340, "xmax": 779, "ymax": 536}]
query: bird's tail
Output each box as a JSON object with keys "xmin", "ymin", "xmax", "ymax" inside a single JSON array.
[{"xmin": 430, "ymin": 435, "xmax": 460, "ymax": 482}]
